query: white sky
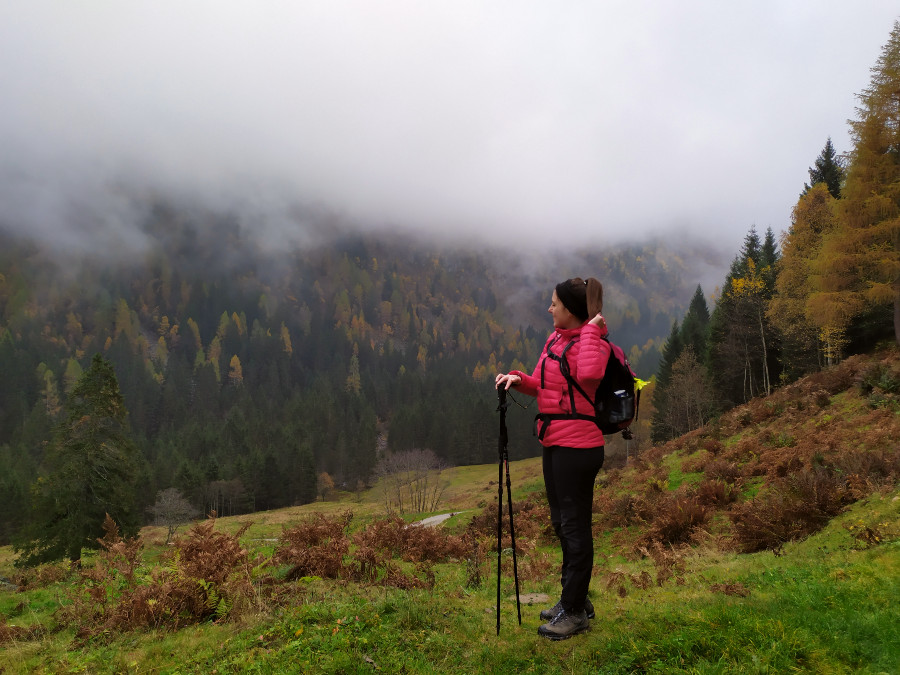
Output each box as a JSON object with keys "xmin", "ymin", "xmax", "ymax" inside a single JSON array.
[{"xmin": 1, "ymin": 1, "xmax": 897, "ymax": 253}]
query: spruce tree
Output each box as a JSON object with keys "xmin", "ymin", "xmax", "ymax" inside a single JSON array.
[
  {"xmin": 803, "ymin": 137, "xmax": 845, "ymax": 199},
  {"xmin": 15, "ymin": 354, "xmax": 139, "ymax": 566},
  {"xmin": 650, "ymin": 321, "xmax": 683, "ymax": 444},
  {"xmin": 707, "ymin": 225, "xmax": 780, "ymax": 406},
  {"xmin": 680, "ymin": 285, "xmax": 710, "ymax": 362},
  {"xmin": 655, "ymin": 321, "xmax": 683, "ymax": 389}
]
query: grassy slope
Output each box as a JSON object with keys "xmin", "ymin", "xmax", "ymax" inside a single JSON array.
[{"xmin": 1, "ymin": 351, "xmax": 899, "ymax": 674}]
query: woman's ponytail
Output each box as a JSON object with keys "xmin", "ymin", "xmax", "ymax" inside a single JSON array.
[{"xmin": 585, "ymin": 277, "xmax": 603, "ymax": 318}]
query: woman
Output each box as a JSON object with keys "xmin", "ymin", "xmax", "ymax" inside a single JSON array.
[{"xmin": 495, "ymin": 277, "xmax": 609, "ymax": 640}]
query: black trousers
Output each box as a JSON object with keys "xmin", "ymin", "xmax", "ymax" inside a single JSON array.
[{"xmin": 542, "ymin": 444, "xmax": 605, "ymax": 613}]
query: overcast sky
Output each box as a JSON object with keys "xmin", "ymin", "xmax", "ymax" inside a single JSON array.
[{"xmin": 1, "ymin": 1, "xmax": 897, "ymax": 254}]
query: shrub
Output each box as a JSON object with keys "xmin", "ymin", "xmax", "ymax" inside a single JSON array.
[
  {"xmin": 704, "ymin": 459, "xmax": 742, "ymax": 484},
  {"xmin": 680, "ymin": 451, "xmax": 710, "ymax": 475},
  {"xmin": 693, "ymin": 479, "xmax": 738, "ymax": 507},
  {"xmin": 273, "ymin": 511, "xmax": 352, "ymax": 581},
  {"xmin": 721, "ymin": 438, "xmax": 760, "ymax": 468},
  {"xmin": 62, "ymin": 515, "xmax": 256, "ymax": 638},
  {"xmin": 353, "ymin": 515, "xmax": 468, "ymax": 563},
  {"xmin": 599, "ymin": 493, "xmax": 642, "ymax": 528},
  {"xmin": 710, "ymin": 581, "xmax": 750, "ymax": 597},
  {"xmin": 466, "ymin": 495, "xmax": 552, "ymax": 549},
  {"xmin": 639, "ymin": 495, "xmax": 710, "ymax": 547},
  {"xmin": 10, "ymin": 561, "xmax": 71, "ymax": 591},
  {"xmin": 0, "ymin": 616, "xmax": 40, "ymax": 644},
  {"xmin": 728, "ymin": 467, "xmax": 851, "ymax": 553},
  {"xmin": 174, "ymin": 518, "xmax": 253, "ymax": 586},
  {"xmin": 856, "ymin": 362, "xmax": 900, "ymax": 395},
  {"xmin": 802, "ymin": 356, "xmax": 862, "ymax": 395},
  {"xmin": 702, "ymin": 438, "xmax": 724, "ymax": 456}
]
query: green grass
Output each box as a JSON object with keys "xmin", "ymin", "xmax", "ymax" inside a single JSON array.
[{"xmin": 3, "ymin": 477, "xmax": 898, "ymax": 673}]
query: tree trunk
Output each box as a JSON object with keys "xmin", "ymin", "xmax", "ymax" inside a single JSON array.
[
  {"xmin": 894, "ymin": 284, "xmax": 900, "ymax": 347},
  {"xmin": 758, "ymin": 308, "xmax": 770, "ymax": 396},
  {"xmin": 68, "ymin": 543, "xmax": 82, "ymax": 567}
]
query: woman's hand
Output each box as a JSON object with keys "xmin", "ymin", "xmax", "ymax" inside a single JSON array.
[
  {"xmin": 495, "ymin": 373, "xmax": 522, "ymax": 390},
  {"xmin": 589, "ymin": 313, "xmax": 606, "ymax": 328}
]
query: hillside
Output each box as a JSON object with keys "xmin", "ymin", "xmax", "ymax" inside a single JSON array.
[
  {"xmin": 0, "ymin": 210, "xmax": 717, "ymax": 543},
  {"xmin": 1, "ymin": 348, "xmax": 898, "ymax": 673}
]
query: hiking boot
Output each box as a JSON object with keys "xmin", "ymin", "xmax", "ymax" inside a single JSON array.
[
  {"xmin": 539, "ymin": 598, "xmax": 594, "ymax": 621},
  {"xmin": 537, "ymin": 608, "xmax": 589, "ymax": 640}
]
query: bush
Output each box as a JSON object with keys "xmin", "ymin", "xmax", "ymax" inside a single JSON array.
[
  {"xmin": 693, "ymin": 479, "xmax": 738, "ymax": 507},
  {"xmin": 466, "ymin": 495, "xmax": 553, "ymax": 549},
  {"xmin": 702, "ymin": 438, "xmax": 724, "ymax": 455},
  {"xmin": 0, "ymin": 616, "xmax": 41, "ymax": 644},
  {"xmin": 62, "ymin": 515, "xmax": 256, "ymax": 638},
  {"xmin": 273, "ymin": 511, "xmax": 352, "ymax": 581},
  {"xmin": 635, "ymin": 541, "xmax": 687, "ymax": 586},
  {"xmin": 640, "ymin": 495, "xmax": 710, "ymax": 547},
  {"xmin": 352, "ymin": 515, "xmax": 468, "ymax": 563},
  {"xmin": 10, "ymin": 561, "xmax": 71, "ymax": 591},
  {"xmin": 728, "ymin": 467, "xmax": 851, "ymax": 553},
  {"xmin": 856, "ymin": 362, "xmax": 900, "ymax": 395},
  {"xmin": 704, "ymin": 459, "xmax": 742, "ymax": 484},
  {"xmin": 599, "ymin": 493, "xmax": 643, "ymax": 528}
]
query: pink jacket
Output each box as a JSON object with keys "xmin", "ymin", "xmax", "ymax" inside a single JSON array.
[{"xmin": 510, "ymin": 322, "xmax": 611, "ymax": 448}]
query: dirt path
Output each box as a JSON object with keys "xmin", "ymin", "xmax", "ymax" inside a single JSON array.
[{"xmin": 413, "ymin": 512, "xmax": 460, "ymax": 527}]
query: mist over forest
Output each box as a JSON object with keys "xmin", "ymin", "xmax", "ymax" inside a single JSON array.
[{"xmin": 0, "ymin": 197, "xmax": 724, "ymax": 544}]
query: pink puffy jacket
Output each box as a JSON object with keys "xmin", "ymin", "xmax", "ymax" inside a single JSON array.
[{"xmin": 510, "ymin": 322, "xmax": 611, "ymax": 448}]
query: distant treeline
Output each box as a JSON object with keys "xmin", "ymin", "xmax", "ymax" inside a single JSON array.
[{"xmin": 0, "ymin": 214, "xmax": 701, "ymax": 544}]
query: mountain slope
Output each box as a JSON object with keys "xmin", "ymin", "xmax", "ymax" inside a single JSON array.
[
  {"xmin": 0, "ymin": 209, "xmax": 717, "ymax": 542},
  {"xmin": 1, "ymin": 348, "xmax": 897, "ymax": 673}
]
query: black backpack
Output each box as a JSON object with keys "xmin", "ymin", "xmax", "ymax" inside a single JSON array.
[{"xmin": 535, "ymin": 335, "xmax": 640, "ymax": 441}]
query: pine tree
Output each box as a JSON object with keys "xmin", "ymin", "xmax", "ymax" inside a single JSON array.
[
  {"xmin": 15, "ymin": 354, "xmax": 140, "ymax": 566},
  {"xmin": 803, "ymin": 137, "xmax": 845, "ymax": 199}
]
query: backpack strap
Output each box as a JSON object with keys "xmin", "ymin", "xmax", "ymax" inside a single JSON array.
[{"xmin": 534, "ymin": 335, "xmax": 600, "ymax": 440}]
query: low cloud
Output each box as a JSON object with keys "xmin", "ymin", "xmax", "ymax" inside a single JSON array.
[{"xmin": 1, "ymin": 2, "xmax": 897, "ymax": 253}]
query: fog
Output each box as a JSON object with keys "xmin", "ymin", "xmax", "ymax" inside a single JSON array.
[{"xmin": 1, "ymin": 2, "xmax": 897, "ymax": 255}]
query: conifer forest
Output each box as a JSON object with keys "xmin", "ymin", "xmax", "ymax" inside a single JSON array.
[{"xmin": 0, "ymin": 213, "xmax": 706, "ymax": 548}]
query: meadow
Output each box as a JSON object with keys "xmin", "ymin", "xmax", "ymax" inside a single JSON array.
[{"xmin": 2, "ymin": 350, "xmax": 899, "ymax": 674}]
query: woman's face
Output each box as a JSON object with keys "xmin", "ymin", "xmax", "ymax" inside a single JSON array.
[{"xmin": 549, "ymin": 290, "xmax": 579, "ymax": 330}]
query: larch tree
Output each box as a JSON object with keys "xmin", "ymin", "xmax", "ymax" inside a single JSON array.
[
  {"xmin": 818, "ymin": 21, "xmax": 900, "ymax": 346},
  {"xmin": 769, "ymin": 183, "xmax": 841, "ymax": 373},
  {"xmin": 15, "ymin": 354, "xmax": 140, "ymax": 567}
]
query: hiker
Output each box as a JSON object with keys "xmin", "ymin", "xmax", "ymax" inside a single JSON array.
[{"xmin": 495, "ymin": 277, "xmax": 610, "ymax": 640}]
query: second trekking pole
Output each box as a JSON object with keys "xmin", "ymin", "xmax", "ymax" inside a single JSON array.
[{"xmin": 496, "ymin": 383, "xmax": 522, "ymax": 635}]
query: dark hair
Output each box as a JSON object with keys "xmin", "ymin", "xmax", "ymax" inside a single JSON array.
[{"xmin": 555, "ymin": 277, "xmax": 603, "ymax": 322}]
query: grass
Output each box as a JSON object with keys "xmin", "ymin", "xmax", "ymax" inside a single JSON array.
[
  {"xmin": 3, "ymin": 481, "xmax": 898, "ymax": 674},
  {"xmin": 3, "ymin": 350, "xmax": 900, "ymax": 673}
]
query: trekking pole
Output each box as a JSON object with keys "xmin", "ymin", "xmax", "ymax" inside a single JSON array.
[{"xmin": 496, "ymin": 384, "xmax": 522, "ymax": 635}]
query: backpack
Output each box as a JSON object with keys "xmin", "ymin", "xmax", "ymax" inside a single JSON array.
[{"xmin": 535, "ymin": 335, "xmax": 640, "ymax": 441}]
